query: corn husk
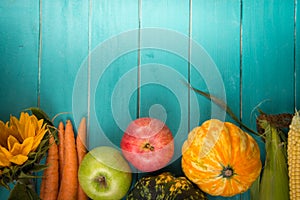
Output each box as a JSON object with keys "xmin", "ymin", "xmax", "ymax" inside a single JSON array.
[
  {"xmin": 250, "ymin": 175, "xmax": 260, "ymax": 200},
  {"xmin": 258, "ymin": 120, "xmax": 289, "ymax": 200}
]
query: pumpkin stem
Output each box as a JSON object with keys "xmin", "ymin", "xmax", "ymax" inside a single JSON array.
[{"xmin": 221, "ymin": 166, "xmax": 234, "ymax": 178}]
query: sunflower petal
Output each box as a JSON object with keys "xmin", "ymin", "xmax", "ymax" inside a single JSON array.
[
  {"xmin": 0, "ymin": 121, "xmax": 10, "ymax": 147},
  {"xmin": 37, "ymin": 119, "xmax": 44, "ymax": 129},
  {"xmin": 9, "ymin": 115, "xmax": 24, "ymax": 141},
  {"xmin": 21, "ymin": 137, "xmax": 34, "ymax": 155},
  {"xmin": 31, "ymin": 129, "xmax": 48, "ymax": 152},
  {"xmin": 10, "ymin": 137, "xmax": 34, "ymax": 156},
  {"xmin": 7, "ymin": 135, "xmax": 19, "ymax": 151},
  {"xmin": 23, "ymin": 117, "xmax": 35, "ymax": 139},
  {"xmin": 0, "ymin": 112, "xmax": 50, "ymax": 167},
  {"xmin": 0, "ymin": 146, "xmax": 12, "ymax": 167},
  {"xmin": 9, "ymin": 154, "xmax": 28, "ymax": 165},
  {"xmin": 19, "ymin": 112, "xmax": 29, "ymax": 125}
]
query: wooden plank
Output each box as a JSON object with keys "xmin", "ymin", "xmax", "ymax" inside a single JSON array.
[
  {"xmin": 38, "ymin": 0, "xmax": 89, "ymax": 196},
  {"xmin": 242, "ymin": 0, "xmax": 294, "ymax": 168},
  {"xmin": 242, "ymin": 0, "xmax": 295, "ymax": 127},
  {"xmin": 40, "ymin": 0, "xmax": 89, "ymax": 126},
  {"xmin": 87, "ymin": 1, "xmax": 139, "ymax": 195},
  {"xmin": 0, "ymin": 1, "xmax": 39, "ymax": 199},
  {"xmin": 242, "ymin": 1, "xmax": 294, "ymax": 200},
  {"xmin": 191, "ymin": 0, "xmax": 241, "ymax": 125},
  {"xmin": 140, "ymin": 0, "xmax": 190, "ymax": 176},
  {"xmin": 191, "ymin": 1, "xmax": 241, "ymax": 200},
  {"xmin": 0, "ymin": 0, "xmax": 39, "ymax": 120},
  {"xmin": 296, "ymin": 1, "xmax": 300, "ymax": 108},
  {"xmin": 88, "ymin": 0, "xmax": 139, "ymax": 151}
]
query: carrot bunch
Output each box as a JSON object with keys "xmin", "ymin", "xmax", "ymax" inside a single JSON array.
[{"xmin": 40, "ymin": 118, "xmax": 88, "ymax": 200}]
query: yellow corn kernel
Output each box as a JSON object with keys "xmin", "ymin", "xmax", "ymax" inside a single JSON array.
[{"xmin": 288, "ymin": 111, "xmax": 300, "ymax": 200}]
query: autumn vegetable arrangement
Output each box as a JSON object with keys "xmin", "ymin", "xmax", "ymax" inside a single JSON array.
[
  {"xmin": 0, "ymin": 107, "xmax": 90, "ymax": 200},
  {"xmin": 1, "ymin": 100, "xmax": 299, "ymax": 200}
]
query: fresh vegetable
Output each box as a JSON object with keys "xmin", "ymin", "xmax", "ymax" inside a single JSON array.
[
  {"xmin": 76, "ymin": 117, "xmax": 88, "ymax": 200},
  {"xmin": 40, "ymin": 136, "xmax": 59, "ymax": 200},
  {"xmin": 57, "ymin": 120, "xmax": 78, "ymax": 200},
  {"xmin": 76, "ymin": 117, "xmax": 87, "ymax": 165},
  {"xmin": 287, "ymin": 111, "xmax": 300, "ymax": 199},
  {"xmin": 258, "ymin": 120, "xmax": 289, "ymax": 200},
  {"xmin": 126, "ymin": 172, "xmax": 207, "ymax": 200},
  {"xmin": 58, "ymin": 121, "xmax": 65, "ymax": 181},
  {"xmin": 181, "ymin": 119, "xmax": 262, "ymax": 197}
]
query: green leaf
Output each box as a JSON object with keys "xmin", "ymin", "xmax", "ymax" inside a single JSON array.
[
  {"xmin": 25, "ymin": 107, "xmax": 53, "ymax": 126},
  {"xmin": 30, "ymin": 164, "xmax": 49, "ymax": 173},
  {"xmin": 0, "ymin": 178, "xmax": 10, "ymax": 190},
  {"xmin": 8, "ymin": 181, "xmax": 40, "ymax": 200},
  {"xmin": 2, "ymin": 167, "xmax": 11, "ymax": 174},
  {"xmin": 18, "ymin": 171, "xmax": 39, "ymax": 179}
]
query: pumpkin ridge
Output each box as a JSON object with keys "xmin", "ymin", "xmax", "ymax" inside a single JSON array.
[{"xmin": 181, "ymin": 119, "xmax": 262, "ymax": 197}]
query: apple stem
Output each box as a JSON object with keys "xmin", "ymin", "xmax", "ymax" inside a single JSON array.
[
  {"xmin": 144, "ymin": 143, "xmax": 154, "ymax": 151},
  {"xmin": 95, "ymin": 176, "xmax": 107, "ymax": 188}
]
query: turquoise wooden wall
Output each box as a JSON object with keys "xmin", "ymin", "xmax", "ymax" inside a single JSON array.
[{"xmin": 0, "ymin": 0, "xmax": 299, "ymax": 199}]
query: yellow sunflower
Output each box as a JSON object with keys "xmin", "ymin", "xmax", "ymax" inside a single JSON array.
[{"xmin": 0, "ymin": 112, "xmax": 48, "ymax": 167}]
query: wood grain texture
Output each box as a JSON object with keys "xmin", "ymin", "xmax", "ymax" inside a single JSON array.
[
  {"xmin": 38, "ymin": 0, "xmax": 89, "ymax": 196},
  {"xmin": 87, "ymin": 1, "xmax": 140, "ymax": 197},
  {"xmin": 89, "ymin": 0, "xmax": 139, "ymax": 150},
  {"xmin": 242, "ymin": 0, "xmax": 295, "ymax": 128},
  {"xmin": 191, "ymin": 1, "xmax": 242, "ymax": 200},
  {"xmin": 296, "ymin": 1, "xmax": 300, "ymax": 108},
  {"xmin": 139, "ymin": 0, "xmax": 190, "ymax": 177},
  {"xmin": 39, "ymin": 0, "xmax": 89, "ymax": 125},
  {"xmin": 191, "ymin": 1, "xmax": 241, "ymax": 125},
  {"xmin": 0, "ymin": 0, "xmax": 39, "ymax": 121},
  {"xmin": 0, "ymin": 1, "xmax": 39, "ymax": 198},
  {"xmin": 0, "ymin": 1, "xmax": 299, "ymax": 200},
  {"xmin": 242, "ymin": 2, "xmax": 295, "ymax": 193}
]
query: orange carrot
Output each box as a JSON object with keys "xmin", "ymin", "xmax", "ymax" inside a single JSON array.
[
  {"xmin": 57, "ymin": 120, "xmax": 78, "ymax": 200},
  {"xmin": 76, "ymin": 117, "xmax": 88, "ymax": 200},
  {"xmin": 58, "ymin": 121, "xmax": 65, "ymax": 181},
  {"xmin": 40, "ymin": 136, "xmax": 59, "ymax": 200},
  {"xmin": 40, "ymin": 178, "xmax": 45, "ymax": 199}
]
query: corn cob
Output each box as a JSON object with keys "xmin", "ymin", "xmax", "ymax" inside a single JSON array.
[{"xmin": 288, "ymin": 111, "xmax": 300, "ymax": 199}]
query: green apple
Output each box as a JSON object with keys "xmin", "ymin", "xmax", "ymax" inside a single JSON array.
[{"xmin": 78, "ymin": 146, "xmax": 132, "ymax": 200}]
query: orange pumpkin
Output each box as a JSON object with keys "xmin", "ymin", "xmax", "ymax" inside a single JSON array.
[{"xmin": 181, "ymin": 119, "xmax": 262, "ymax": 197}]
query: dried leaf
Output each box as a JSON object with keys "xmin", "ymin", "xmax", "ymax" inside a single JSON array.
[{"xmin": 187, "ymin": 83, "xmax": 260, "ymax": 137}]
